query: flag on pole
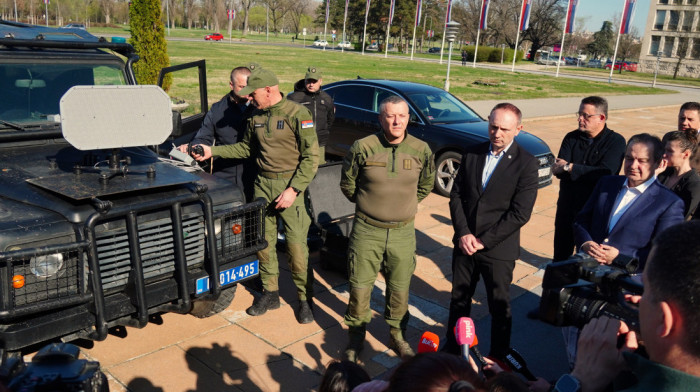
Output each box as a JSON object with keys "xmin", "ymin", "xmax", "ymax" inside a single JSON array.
[
  {"xmin": 325, "ymin": 0, "xmax": 330, "ymax": 23},
  {"xmin": 564, "ymin": 0, "xmax": 578, "ymax": 34},
  {"xmin": 479, "ymin": 0, "xmax": 490, "ymax": 30},
  {"xmin": 519, "ymin": 0, "xmax": 531, "ymax": 31},
  {"xmin": 389, "ymin": 0, "xmax": 396, "ymax": 25},
  {"xmin": 44, "ymin": 0, "xmax": 49, "ymax": 4},
  {"xmin": 445, "ymin": 0, "xmax": 453, "ymax": 24},
  {"xmin": 620, "ymin": 0, "xmax": 636, "ymax": 34},
  {"xmin": 415, "ymin": 0, "xmax": 422, "ymax": 27},
  {"xmin": 227, "ymin": 9, "xmax": 235, "ymax": 19}
]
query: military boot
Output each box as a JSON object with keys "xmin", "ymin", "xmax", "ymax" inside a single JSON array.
[
  {"xmin": 246, "ymin": 290, "xmax": 280, "ymax": 316},
  {"xmin": 343, "ymin": 327, "xmax": 366, "ymax": 363},
  {"xmin": 296, "ymin": 300, "xmax": 314, "ymax": 324},
  {"xmin": 389, "ymin": 328, "xmax": 415, "ymax": 359}
]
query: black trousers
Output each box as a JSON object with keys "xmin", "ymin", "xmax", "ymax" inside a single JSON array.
[
  {"xmin": 445, "ymin": 247, "xmax": 515, "ymax": 359},
  {"xmin": 553, "ymin": 204, "xmax": 578, "ymax": 262}
]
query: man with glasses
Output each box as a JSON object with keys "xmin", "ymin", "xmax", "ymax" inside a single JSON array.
[
  {"xmin": 551, "ymin": 96, "xmax": 626, "ymax": 262},
  {"xmin": 288, "ymin": 66, "xmax": 335, "ymax": 165}
]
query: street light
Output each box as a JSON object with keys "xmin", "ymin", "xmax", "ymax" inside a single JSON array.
[
  {"xmin": 653, "ymin": 50, "xmax": 662, "ymax": 88},
  {"xmin": 444, "ymin": 20, "xmax": 460, "ymax": 91}
]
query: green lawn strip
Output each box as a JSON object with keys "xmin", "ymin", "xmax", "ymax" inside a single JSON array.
[{"xmin": 162, "ymin": 41, "xmax": 671, "ymax": 106}]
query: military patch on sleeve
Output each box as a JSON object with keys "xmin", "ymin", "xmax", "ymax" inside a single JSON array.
[
  {"xmin": 403, "ymin": 159, "xmax": 412, "ymax": 170},
  {"xmin": 277, "ymin": 120, "xmax": 284, "ymax": 129},
  {"xmin": 301, "ymin": 120, "xmax": 314, "ymax": 129}
]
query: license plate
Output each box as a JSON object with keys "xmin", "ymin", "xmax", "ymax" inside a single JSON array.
[
  {"xmin": 538, "ymin": 167, "xmax": 551, "ymax": 177},
  {"xmin": 196, "ymin": 260, "xmax": 259, "ymax": 295}
]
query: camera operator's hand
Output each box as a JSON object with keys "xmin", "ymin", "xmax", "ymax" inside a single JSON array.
[
  {"xmin": 177, "ymin": 144, "xmax": 189, "ymax": 154},
  {"xmin": 571, "ymin": 316, "xmax": 637, "ymax": 392},
  {"xmin": 192, "ymin": 144, "xmax": 212, "ymax": 161},
  {"xmin": 458, "ymin": 234, "xmax": 485, "ymax": 255}
]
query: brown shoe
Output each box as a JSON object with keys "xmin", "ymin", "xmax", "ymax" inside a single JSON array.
[{"xmin": 389, "ymin": 328, "xmax": 415, "ymax": 359}]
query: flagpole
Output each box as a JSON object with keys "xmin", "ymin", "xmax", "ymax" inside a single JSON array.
[
  {"xmin": 439, "ymin": 26, "xmax": 447, "ymax": 64},
  {"xmin": 45, "ymin": 0, "xmax": 49, "ymax": 26},
  {"xmin": 362, "ymin": 0, "xmax": 370, "ymax": 55},
  {"xmin": 473, "ymin": 29, "xmax": 480, "ymax": 68},
  {"xmin": 342, "ymin": 0, "xmax": 348, "ymax": 53},
  {"xmin": 555, "ymin": 0, "xmax": 572, "ymax": 77},
  {"xmin": 512, "ymin": 0, "xmax": 525, "ymax": 72},
  {"xmin": 323, "ymin": 0, "xmax": 329, "ymax": 52},
  {"xmin": 385, "ymin": 17, "xmax": 391, "ymax": 58},
  {"xmin": 609, "ymin": 0, "xmax": 632, "ymax": 83},
  {"xmin": 411, "ymin": 0, "xmax": 420, "ymax": 60}
]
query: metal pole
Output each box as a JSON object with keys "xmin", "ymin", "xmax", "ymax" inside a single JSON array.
[
  {"xmin": 342, "ymin": 0, "xmax": 348, "ymax": 53},
  {"xmin": 324, "ymin": 22, "xmax": 327, "ymax": 51},
  {"xmin": 439, "ymin": 22, "xmax": 447, "ymax": 64},
  {"xmin": 45, "ymin": 1, "xmax": 48, "ymax": 26},
  {"xmin": 473, "ymin": 29, "xmax": 481, "ymax": 68},
  {"xmin": 266, "ymin": 5, "xmax": 269, "ymax": 42},
  {"xmin": 652, "ymin": 51, "xmax": 661, "ymax": 88},
  {"xmin": 166, "ymin": 0, "xmax": 170, "ymax": 35},
  {"xmin": 501, "ymin": 43, "xmax": 505, "ymax": 64},
  {"xmin": 384, "ymin": 17, "xmax": 391, "ymax": 58},
  {"xmin": 445, "ymin": 40, "xmax": 454, "ymax": 91},
  {"xmin": 14, "ymin": 0, "xmax": 17, "ymax": 21}
]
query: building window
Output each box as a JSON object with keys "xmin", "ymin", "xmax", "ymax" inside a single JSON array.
[
  {"xmin": 669, "ymin": 10, "xmax": 680, "ymax": 31},
  {"xmin": 688, "ymin": 0, "xmax": 697, "ymax": 4},
  {"xmin": 650, "ymin": 36, "xmax": 661, "ymax": 55},
  {"xmin": 664, "ymin": 36, "xmax": 675, "ymax": 56},
  {"xmin": 682, "ymin": 11, "xmax": 694, "ymax": 31},
  {"xmin": 678, "ymin": 37, "xmax": 689, "ymax": 57},
  {"xmin": 655, "ymin": 10, "xmax": 667, "ymax": 30},
  {"xmin": 658, "ymin": 0, "xmax": 668, "ymax": 4},
  {"xmin": 692, "ymin": 39, "xmax": 700, "ymax": 59}
]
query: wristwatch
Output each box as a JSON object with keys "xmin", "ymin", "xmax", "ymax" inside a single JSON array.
[
  {"xmin": 553, "ymin": 374, "xmax": 581, "ymax": 392},
  {"xmin": 292, "ymin": 187, "xmax": 302, "ymax": 195},
  {"xmin": 564, "ymin": 163, "xmax": 572, "ymax": 173}
]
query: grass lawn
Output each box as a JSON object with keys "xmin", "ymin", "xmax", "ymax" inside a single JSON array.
[{"xmin": 158, "ymin": 40, "xmax": 674, "ymax": 112}]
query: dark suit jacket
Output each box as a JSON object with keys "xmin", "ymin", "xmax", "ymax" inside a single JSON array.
[
  {"xmin": 449, "ymin": 141, "xmax": 539, "ymax": 260},
  {"xmin": 573, "ymin": 175, "xmax": 685, "ymax": 268}
]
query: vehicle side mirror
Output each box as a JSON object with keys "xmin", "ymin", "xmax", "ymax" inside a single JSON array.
[{"xmin": 171, "ymin": 110, "xmax": 183, "ymax": 138}]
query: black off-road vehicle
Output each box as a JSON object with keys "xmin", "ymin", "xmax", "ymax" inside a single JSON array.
[{"xmin": 0, "ymin": 21, "xmax": 266, "ymax": 358}]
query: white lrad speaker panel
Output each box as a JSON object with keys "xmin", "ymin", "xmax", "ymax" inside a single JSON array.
[{"xmin": 60, "ymin": 85, "xmax": 173, "ymax": 150}]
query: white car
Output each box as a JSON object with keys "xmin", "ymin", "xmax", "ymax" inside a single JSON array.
[
  {"xmin": 313, "ymin": 40, "xmax": 329, "ymax": 47},
  {"xmin": 367, "ymin": 42, "xmax": 379, "ymax": 51},
  {"xmin": 337, "ymin": 41, "xmax": 352, "ymax": 49},
  {"xmin": 536, "ymin": 55, "xmax": 565, "ymax": 66}
]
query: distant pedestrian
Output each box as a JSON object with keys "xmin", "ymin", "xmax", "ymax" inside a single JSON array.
[{"xmin": 461, "ymin": 50, "xmax": 467, "ymax": 66}]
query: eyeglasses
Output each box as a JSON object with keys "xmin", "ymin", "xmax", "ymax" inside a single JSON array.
[{"xmin": 576, "ymin": 112, "xmax": 601, "ymax": 120}]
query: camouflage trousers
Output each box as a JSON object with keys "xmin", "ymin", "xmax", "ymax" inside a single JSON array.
[
  {"xmin": 344, "ymin": 216, "xmax": 416, "ymax": 330},
  {"xmin": 255, "ymin": 175, "xmax": 313, "ymax": 300}
]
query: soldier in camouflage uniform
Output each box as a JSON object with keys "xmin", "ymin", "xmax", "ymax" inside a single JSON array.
[
  {"xmin": 194, "ymin": 68, "xmax": 320, "ymax": 324},
  {"xmin": 340, "ymin": 96, "xmax": 435, "ymax": 362}
]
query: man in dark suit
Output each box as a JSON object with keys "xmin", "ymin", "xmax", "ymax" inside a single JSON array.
[
  {"xmin": 574, "ymin": 133, "xmax": 685, "ymax": 270},
  {"xmin": 444, "ymin": 103, "xmax": 539, "ymax": 359}
]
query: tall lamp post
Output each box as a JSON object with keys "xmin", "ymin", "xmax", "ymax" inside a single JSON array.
[
  {"xmin": 652, "ymin": 50, "xmax": 662, "ymax": 88},
  {"xmin": 444, "ymin": 20, "xmax": 460, "ymax": 91}
]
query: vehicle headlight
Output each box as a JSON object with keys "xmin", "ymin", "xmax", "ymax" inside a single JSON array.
[
  {"xmin": 30, "ymin": 253, "xmax": 64, "ymax": 279},
  {"xmin": 205, "ymin": 218, "xmax": 222, "ymax": 237}
]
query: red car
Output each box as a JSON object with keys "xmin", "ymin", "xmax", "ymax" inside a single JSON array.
[
  {"xmin": 205, "ymin": 33, "xmax": 224, "ymax": 41},
  {"xmin": 604, "ymin": 61, "xmax": 637, "ymax": 72}
]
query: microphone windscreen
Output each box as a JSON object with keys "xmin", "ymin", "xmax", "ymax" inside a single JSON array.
[
  {"xmin": 417, "ymin": 331, "xmax": 440, "ymax": 353},
  {"xmin": 454, "ymin": 317, "xmax": 476, "ymax": 346}
]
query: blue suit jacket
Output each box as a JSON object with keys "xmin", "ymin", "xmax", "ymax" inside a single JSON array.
[{"xmin": 573, "ymin": 175, "xmax": 684, "ymax": 269}]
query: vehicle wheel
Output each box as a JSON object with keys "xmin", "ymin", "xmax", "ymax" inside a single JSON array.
[
  {"xmin": 435, "ymin": 151, "xmax": 462, "ymax": 197},
  {"xmin": 189, "ymin": 284, "xmax": 237, "ymax": 318}
]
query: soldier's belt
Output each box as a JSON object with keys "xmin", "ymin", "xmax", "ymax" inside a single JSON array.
[
  {"xmin": 259, "ymin": 170, "xmax": 294, "ymax": 179},
  {"xmin": 355, "ymin": 211, "xmax": 413, "ymax": 229}
]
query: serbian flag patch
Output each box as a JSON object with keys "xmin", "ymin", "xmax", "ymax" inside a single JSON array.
[{"xmin": 301, "ymin": 120, "xmax": 314, "ymax": 129}]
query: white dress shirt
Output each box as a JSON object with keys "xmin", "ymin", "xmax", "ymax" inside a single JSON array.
[
  {"xmin": 607, "ymin": 176, "xmax": 656, "ymax": 232},
  {"xmin": 482, "ymin": 142, "xmax": 514, "ymax": 188}
]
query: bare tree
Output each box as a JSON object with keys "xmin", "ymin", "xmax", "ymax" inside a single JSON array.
[
  {"xmin": 238, "ymin": 0, "xmax": 255, "ymax": 34},
  {"xmin": 262, "ymin": 0, "xmax": 288, "ymax": 34},
  {"xmin": 288, "ymin": 0, "xmax": 311, "ymax": 38},
  {"xmin": 522, "ymin": 0, "xmax": 566, "ymax": 60}
]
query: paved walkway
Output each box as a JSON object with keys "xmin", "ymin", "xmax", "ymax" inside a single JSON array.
[{"xmin": 68, "ymin": 103, "xmax": 686, "ymax": 391}]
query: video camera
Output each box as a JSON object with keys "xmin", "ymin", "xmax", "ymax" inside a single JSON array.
[
  {"xmin": 538, "ymin": 253, "xmax": 643, "ymax": 330},
  {"xmin": 0, "ymin": 343, "xmax": 108, "ymax": 392}
]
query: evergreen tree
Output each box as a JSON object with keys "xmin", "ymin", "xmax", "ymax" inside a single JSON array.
[
  {"xmin": 129, "ymin": 0, "xmax": 172, "ymax": 90},
  {"xmin": 586, "ymin": 21, "xmax": 614, "ymax": 60}
]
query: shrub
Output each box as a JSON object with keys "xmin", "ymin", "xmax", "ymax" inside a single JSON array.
[{"xmin": 129, "ymin": 0, "xmax": 172, "ymax": 90}]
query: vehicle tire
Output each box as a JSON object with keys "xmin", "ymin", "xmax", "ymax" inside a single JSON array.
[
  {"xmin": 189, "ymin": 284, "xmax": 237, "ymax": 318},
  {"xmin": 435, "ymin": 151, "xmax": 462, "ymax": 197}
]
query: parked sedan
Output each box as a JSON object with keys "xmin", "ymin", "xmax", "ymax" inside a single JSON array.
[
  {"xmin": 428, "ymin": 47, "xmax": 441, "ymax": 53},
  {"xmin": 205, "ymin": 33, "xmax": 224, "ymax": 41},
  {"xmin": 337, "ymin": 41, "xmax": 353, "ymax": 49},
  {"xmin": 323, "ymin": 79, "xmax": 554, "ymax": 196},
  {"xmin": 313, "ymin": 40, "xmax": 329, "ymax": 47}
]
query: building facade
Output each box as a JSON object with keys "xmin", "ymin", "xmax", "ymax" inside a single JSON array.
[{"xmin": 639, "ymin": 0, "xmax": 700, "ymax": 78}]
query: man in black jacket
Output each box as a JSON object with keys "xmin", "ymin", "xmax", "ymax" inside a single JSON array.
[
  {"xmin": 178, "ymin": 65, "xmax": 256, "ymax": 201},
  {"xmin": 288, "ymin": 66, "xmax": 335, "ymax": 164},
  {"xmin": 552, "ymin": 96, "xmax": 626, "ymax": 262}
]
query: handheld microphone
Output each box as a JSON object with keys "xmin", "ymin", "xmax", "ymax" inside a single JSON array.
[
  {"xmin": 417, "ymin": 331, "xmax": 440, "ymax": 353},
  {"xmin": 454, "ymin": 317, "xmax": 476, "ymax": 361},
  {"xmin": 504, "ymin": 347, "xmax": 537, "ymax": 381}
]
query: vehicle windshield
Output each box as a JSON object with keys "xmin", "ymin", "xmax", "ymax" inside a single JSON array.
[
  {"xmin": 407, "ymin": 91, "xmax": 481, "ymax": 124},
  {"xmin": 0, "ymin": 62, "xmax": 126, "ymax": 128}
]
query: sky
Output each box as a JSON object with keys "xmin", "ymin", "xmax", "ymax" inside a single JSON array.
[{"xmin": 575, "ymin": 0, "xmax": 651, "ymax": 35}]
